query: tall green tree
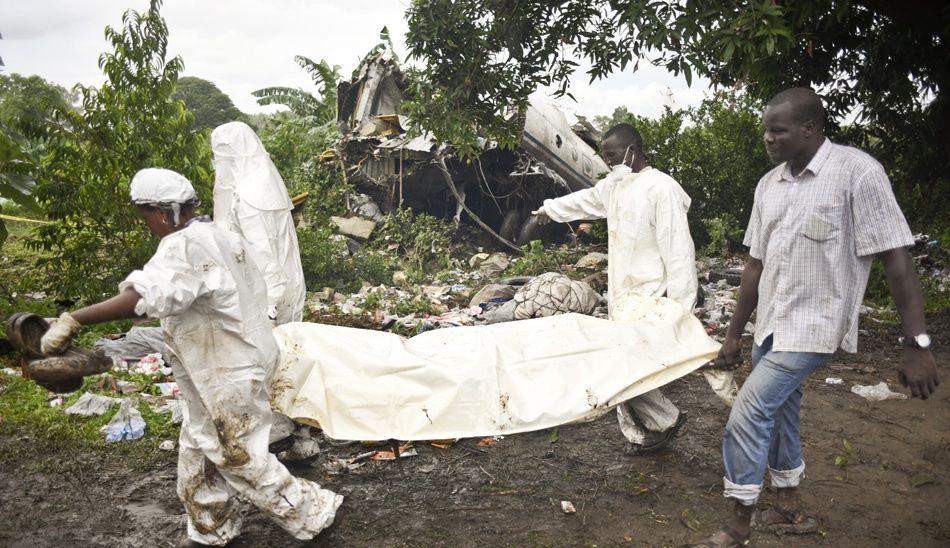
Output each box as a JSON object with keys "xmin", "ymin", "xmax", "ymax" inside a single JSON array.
[
  {"xmin": 173, "ymin": 76, "xmax": 246, "ymax": 131},
  {"xmin": 28, "ymin": 0, "xmax": 211, "ymax": 300},
  {"xmin": 0, "ymin": 74, "xmax": 74, "ymax": 246},
  {"xmin": 253, "ymin": 57, "xmax": 341, "ymax": 122},
  {"xmin": 405, "ymin": 0, "xmax": 949, "ymax": 228}
]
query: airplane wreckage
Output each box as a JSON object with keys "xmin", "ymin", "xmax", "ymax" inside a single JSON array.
[{"xmin": 334, "ymin": 50, "xmax": 610, "ymax": 251}]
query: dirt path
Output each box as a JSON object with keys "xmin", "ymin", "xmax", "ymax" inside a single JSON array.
[{"xmin": 1, "ymin": 321, "xmax": 948, "ymax": 547}]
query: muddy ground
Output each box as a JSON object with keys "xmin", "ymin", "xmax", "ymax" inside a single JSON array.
[{"xmin": 1, "ymin": 313, "xmax": 948, "ymax": 547}]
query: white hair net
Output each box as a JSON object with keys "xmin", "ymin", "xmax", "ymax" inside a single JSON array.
[{"xmin": 130, "ymin": 168, "xmax": 198, "ymax": 226}]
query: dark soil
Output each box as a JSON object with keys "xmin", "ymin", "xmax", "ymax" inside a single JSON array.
[{"xmin": 1, "ymin": 314, "xmax": 948, "ymax": 547}]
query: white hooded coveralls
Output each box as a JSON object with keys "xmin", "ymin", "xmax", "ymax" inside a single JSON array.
[
  {"xmin": 211, "ymin": 121, "xmax": 306, "ymax": 324},
  {"xmin": 121, "ymin": 219, "xmax": 341, "ymax": 545},
  {"xmin": 541, "ymin": 165, "xmax": 698, "ymax": 442}
]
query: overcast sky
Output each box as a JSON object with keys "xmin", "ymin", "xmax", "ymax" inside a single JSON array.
[{"xmin": 1, "ymin": 0, "xmax": 712, "ymax": 120}]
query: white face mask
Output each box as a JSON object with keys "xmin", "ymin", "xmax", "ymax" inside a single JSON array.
[{"xmin": 608, "ymin": 145, "xmax": 636, "ymax": 171}]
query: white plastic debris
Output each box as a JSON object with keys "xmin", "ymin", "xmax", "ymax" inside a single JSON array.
[
  {"xmin": 278, "ymin": 426, "xmax": 321, "ymax": 461},
  {"xmin": 151, "ymin": 399, "xmax": 184, "ymax": 424},
  {"xmin": 155, "ymin": 382, "xmax": 181, "ymax": 398},
  {"xmin": 131, "ymin": 353, "xmax": 172, "ymax": 376},
  {"xmin": 851, "ymin": 382, "xmax": 908, "ymax": 401},
  {"xmin": 158, "ymin": 440, "xmax": 176, "ymax": 451},
  {"xmin": 100, "ymin": 398, "xmax": 147, "ymax": 442},
  {"xmin": 1, "ymin": 367, "xmax": 22, "ymax": 377},
  {"xmin": 825, "ymin": 377, "xmax": 844, "ymax": 385},
  {"xmin": 561, "ymin": 500, "xmax": 577, "ymax": 514},
  {"xmin": 65, "ymin": 393, "xmax": 121, "ymax": 416}
]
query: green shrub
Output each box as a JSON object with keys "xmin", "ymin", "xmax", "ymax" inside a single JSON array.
[
  {"xmin": 296, "ymin": 225, "xmax": 393, "ymax": 293},
  {"xmin": 701, "ymin": 214, "xmax": 745, "ymax": 258},
  {"xmin": 505, "ymin": 240, "xmax": 576, "ymax": 277},
  {"xmin": 377, "ymin": 208, "xmax": 456, "ymax": 279}
]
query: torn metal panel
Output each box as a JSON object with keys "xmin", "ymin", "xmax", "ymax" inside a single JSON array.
[
  {"xmin": 335, "ymin": 49, "xmax": 609, "ymax": 248},
  {"xmin": 521, "ymin": 103, "xmax": 610, "ymax": 193}
]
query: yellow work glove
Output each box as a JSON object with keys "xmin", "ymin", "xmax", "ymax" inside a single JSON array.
[{"xmin": 40, "ymin": 312, "xmax": 82, "ymax": 355}]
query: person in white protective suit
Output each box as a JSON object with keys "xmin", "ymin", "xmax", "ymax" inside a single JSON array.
[
  {"xmin": 211, "ymin": 121, "xmax": 306, "ymax": 324},
  {"xmin": 533, "ymin": 123, "xmax": 703, "ymax": 453},
  {"xmin": 38, "ymin": 168, "xmax": 342, "ymax": 546}
]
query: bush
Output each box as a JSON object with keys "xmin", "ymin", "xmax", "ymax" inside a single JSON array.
[
  {"xmin": 505, "ymin": 240, "xmax": 578, "ymax": 277},
  {"xmin": 377, "ymin": 208, "xmax": 456, "ymax": 279},
  {"xmin": 296, "ymin": 225, "xmax": 392, "ymax": 293},
  {"xmin": 255, "ymin": 114, "xmax": 353, "ymax": 232}
]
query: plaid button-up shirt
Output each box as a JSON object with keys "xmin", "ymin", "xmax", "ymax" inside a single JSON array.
[{"xmin": 744, "ymin": 139, "xmax": 914, "ymax": 353}]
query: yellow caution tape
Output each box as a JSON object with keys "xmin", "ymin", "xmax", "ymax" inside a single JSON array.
[
  {"xmin": 291, "ymin": 192, "xmax": 310, "ymax": 207},
  {"xmin": 0, "ymin": 213, "xmax": 52, "ymax": 225}
]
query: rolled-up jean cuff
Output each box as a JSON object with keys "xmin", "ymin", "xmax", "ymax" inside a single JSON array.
[
  {"xmin": 723, "ymin": 476, "xmax": 760, "ymax": 506},
  {"xmin": 768, "ymin": 461, "xmax": 805, "ymax": 489}
]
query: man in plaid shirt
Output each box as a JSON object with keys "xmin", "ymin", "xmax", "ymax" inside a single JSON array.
[{"xmin": 692, "ymin": 88, "xmax": 939, "ymax": 547}]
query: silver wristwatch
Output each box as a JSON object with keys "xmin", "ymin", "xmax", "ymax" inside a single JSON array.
[{"xmin": 899, "ymin": 333, "xmax": 931, "ymax": 349}]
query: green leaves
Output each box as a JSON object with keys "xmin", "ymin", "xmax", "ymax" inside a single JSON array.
[
  {"xmin": 252, "ymin": 57, "xmax": 341, "ymax": 123},
  {"xmin": 27, "ymin": 0, "xmax": 212, "ymax": 301}
]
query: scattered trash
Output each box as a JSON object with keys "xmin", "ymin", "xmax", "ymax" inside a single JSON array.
[
  {"xmin": 1, "ymin": 367, "xmax": 22, "ymax": 377},
  {"xmin": 115, "ymin": 380, "xmax": 141, "ymax": 394},
  {"xmin": 477, "ymin": 436, "xmax": 503, "ymax": 447},
  {"xmin": 48, "ymin": 395, "xmax": 65, "ymax": 407},
  {"xmin": 158, "ymin": 440, "xmax": 176, "ymax": 451},
  {"xmin": 851, "ymin": 382, "xmax": 908, "ymax": 401},
  {"xmin": 825, "ymin": 377, "xmax": 844, "ymax": 385},
  {"xmin": 368, "ymin": 445, "xmax": 418, "ymax": 461},
  {"xmin": 278, "ymin": 426, "xmax": 321, "ymax": 461},
  {"xmin": 322, "ymin": 457, "xmax": 365, "ymax": 475},
  {"xmin": 476, "ymin": 253, "xmax": 510, "ymax": 277},
  {"xmin": 392, "ymin": 270, "xmax": 409, "ymax": 287},
  {"xmin": 151, "ymin": 399, "xmax": 184, "ymax": 424},
  {"xmin": 65, "ymin": 392, "xmax": 121, "ymax": 416},
  {"xmin": 561, "ymin": 500, "xmax": 576, "ymax": 514},
  {"xmin": 130, "ymin": 353, "xmax": 172, "ymax": 376},
  {"xmin": 575, "ymin": 252, "xmax": 607, "ymax": 270},
  {"xmin": 155, "ymin": 382, "xmax": 181, "ymax": 398},
  {"xmin": 330, "ymin": 215, "xmax": 376, "ymax": 241},
  {"xmin": 101, "ymin": 398, "xmax": 147, "ymax": 442}
]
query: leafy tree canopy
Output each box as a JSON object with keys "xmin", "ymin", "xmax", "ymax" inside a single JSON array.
[
  {"xmin": 28, "ymin": 0, "xmax": 211, "ymax": 300},
  {"xmin": 172, "ymin": 75, "xmax": 246, "ymax": 131},
  {"xmin": 405, "ymin": 0, "xmax": 949, "ymax": 158}
]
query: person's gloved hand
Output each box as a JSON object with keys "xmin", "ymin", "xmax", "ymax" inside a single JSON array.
[
  {"xmin": 40, "ymin": 312, "xmax": 83, "ymax": 355},
  {"xmin": 531, "ymin": 207, "xmax": 550, "ymax": 225}
]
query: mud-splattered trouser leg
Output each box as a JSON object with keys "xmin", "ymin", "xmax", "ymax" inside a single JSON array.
[
  {"xmin": 721, "ymin": 335, "xmax": 831, "ymax": 505},
  {"xmin": 176, "ymin": 371, "xmax": 343, "ymax": 546},
  {"xmin": 616, "ymin": 388, "xmax": 680, "ymax": 444}
]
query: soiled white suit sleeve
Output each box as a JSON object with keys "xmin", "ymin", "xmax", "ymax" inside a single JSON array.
[
  {"xmin": 654, "ymin": 187, "xmax": 698, "ymax": 310},
  {"xmin": 119, "ymin": 236, "xmax": 210, "ymax": 319},
  {"xmin": 541, "ymin": 179, "xmax": 608, "ymax": 223}
]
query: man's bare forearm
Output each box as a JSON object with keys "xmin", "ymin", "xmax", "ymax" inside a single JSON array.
[
  {"xmin": 879, "ymin": 248, "xmax": 926, "ymax": 337},
  {"xmin": 70, "ymin": 287, "xmax": 143, "ymax": 326},
  {"xmin": 725, "ymin": 258, "xmax": 763, "ymax": 341}
]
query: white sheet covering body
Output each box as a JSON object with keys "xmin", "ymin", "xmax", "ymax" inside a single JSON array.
[
  {"xmin": 211, "ymin": 121, "xmax": 306, "ymax": 324},
  {"xmin": 271, "ymin": 296, "xmax": 720, "ymax": 441}
]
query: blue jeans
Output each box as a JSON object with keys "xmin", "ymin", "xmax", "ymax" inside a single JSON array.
[{"xmin": 722, "ymin": 335, "xmax": 832, "ymax": 505}]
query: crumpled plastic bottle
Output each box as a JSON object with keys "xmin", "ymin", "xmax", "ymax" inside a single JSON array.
[{"xmin": 100, "ymin": 398, "xmax": 147, "ymax": 442}]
